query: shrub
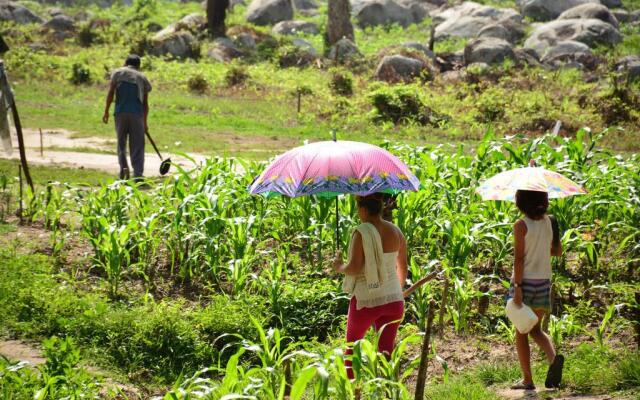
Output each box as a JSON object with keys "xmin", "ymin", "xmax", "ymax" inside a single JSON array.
[
  {"xmin": 70, "ymin": 63, "xmax": 91, "ymax": 85},
  {"xmin": 77, "ymin": 24, "xmax": 95, "ymax": 48},
  {"xmin": 256, "ymin": 36, "xmax": 279, "ymax": 60},
  {"xmin": 276, "ymin": 279, "xmax": 349, "ymax": 342},
  {"xmin": 187, "ymin": 73, "xmax": 209, "ymax": 94},
  {"xmin": 225, "ymin": 65, "xmax": 249, "ymax": 87},
  {"xmin": 329, "ymin": 68, "xmax": 354, "ymax": 96},
  {"xmin": 129, "ymin": 35, "xmax": 152, "ymax": 56},
  {"xmin": 368, "ymin": 84, "xmax": 448, "ymax": 125}
]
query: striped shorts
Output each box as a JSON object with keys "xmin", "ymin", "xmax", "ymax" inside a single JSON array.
[{"xmin": 507, "ymin": 279, "xmax": 551, "ymax": 313}]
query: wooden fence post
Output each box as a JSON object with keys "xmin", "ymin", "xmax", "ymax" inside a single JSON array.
[
  {"xmin": 438, "ymin": 277, "xmax": 449, "ymax": 336},
  {"xmin": 415, "ymin": 299, "xmax": 436, "ymax": 400}
]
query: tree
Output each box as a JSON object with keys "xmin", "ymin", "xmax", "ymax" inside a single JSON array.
[
  {"xmin": 326, "ymin": 0, "xmax": 354, "ymax": 47},
  {"xmin": 207, "ymin": 0, "xmax": 230, "ymax": 38}
]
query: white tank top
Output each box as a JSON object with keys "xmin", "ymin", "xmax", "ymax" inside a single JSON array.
[
  {"xmin": 353, "ymin": 252, "xmax": 404, "ymax": 309},
  {"xmin": 521, "ymin": 216, "xmax": 552, "ymax": 280}
]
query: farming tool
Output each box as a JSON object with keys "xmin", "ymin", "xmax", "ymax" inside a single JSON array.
[{"xmin": 145, "ymin": 129, "xmax": 171, "ymax": 175}]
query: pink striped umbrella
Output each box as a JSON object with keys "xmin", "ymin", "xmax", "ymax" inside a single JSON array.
[{"xmin": 248, "ymin": 140, "xmax": 420, "ymax": 198}]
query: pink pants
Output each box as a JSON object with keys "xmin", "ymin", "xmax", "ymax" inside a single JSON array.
[{"xmin": 344, "ymin": 297, "xmax": 405, "ymax": 379}]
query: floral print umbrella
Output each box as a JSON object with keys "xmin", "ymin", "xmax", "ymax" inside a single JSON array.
[
  {"xmin": 476, "ymin": 166, "xmax": 587, "ymax": 201},
  {"xmin": 249, "ymin": 140, "xmax": 420, "ymax": 198}
]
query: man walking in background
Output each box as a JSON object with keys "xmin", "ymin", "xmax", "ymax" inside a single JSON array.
[{"xmin": 102, "ymin": 54, "xmax": 152, "ymax": 180}]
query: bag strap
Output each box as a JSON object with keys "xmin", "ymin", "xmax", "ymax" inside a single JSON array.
[{"xmin": 549, "ymin": 215, "xmax": 560, "ymax": 249}]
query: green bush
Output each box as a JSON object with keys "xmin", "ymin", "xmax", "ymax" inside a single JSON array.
[
  {"xmin": 368, "ymin": 84, "xmax": 448, "ymax": 125},
  {"xmin": 69, "ymin": 63, "xmax": 91, "ymax": 85},
  {"xmin": 225, "ymin": 65, "xmax": 250, "ymax": 87},
  {"xmin": 187, "ymin": 73, "xmax": 209, "ymax": 94},
  {"xmin": 276, "ymin": 279, "xmax": 349, "ymax": 342},
  {"xmin": 329, "ymin": 68, "xmax": 354, "ymax": 96}
]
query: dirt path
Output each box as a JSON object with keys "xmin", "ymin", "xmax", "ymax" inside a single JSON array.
[
  {"xmin": 496, "ymin": 388, "xmax": 621, "ymax": 400},
  {"xmin": 0, "ymin": 339, "xmax": 142, "ymax": 398},
  {"xmin": 1, "ymin": 128, "xmax": 209, "ymax": 176}
]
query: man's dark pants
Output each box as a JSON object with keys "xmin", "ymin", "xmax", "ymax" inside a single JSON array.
[{"xmin": 115, "ymin": 112, "xmax": 145, "ymax": 178}]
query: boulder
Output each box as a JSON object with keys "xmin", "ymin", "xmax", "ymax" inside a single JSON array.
[
  {"xmin": 514, "ymin": 47, "xmax": 542, "ymax": 67},
  {"xmin": 43, "ymin": 15, "xmax": 76, "ymax": 32},
  {"xmin": 399, "ymin": 0, "xmax": 435, "ymax": 22},
  {"xmin": 272, "ymin": 20, "xmax": 319, "ymax": 35},
  {"xmin": 48, "ymin": 8, "xmax": 66, "ymax": 17},
  {"xmin": 0, "ymin": 2, "xmax": 42, "ymax": 24},
  {"xmin": 436, "ymin": 16, "xmax": 495, "ymax": 39},
  {"xmin": 431, "ymin": 1, "xmax": 522, "ymax": 24},
  {"xmin": 278, "ymin": 38, "xmax": 317, "ymax": 67},
  {"xmin": 558, "ymin": 3, "xmax": 618, "ymax": 27},
  {"xmin": 615, "ymin": 55, "xmax": 640, "ymax": 81},
  {"xmin": 524, "ymin": 18, "xmax": 621, "ymax": 55},
  {"xmin": 601, "ymin": 0, "xmax": 622, "ymax": 7},
  {"xmin": 632, "ymin": 10, "xmax": 640, "ymax": 22},
  {"xmin": 233, "ymin": 32, "xmax": 257, "ymax": 50},
  {"xmin": 402, "ymin": 41, "xmax": 436, "ymax": 60},
  {"xmin": 540, "ymin": 40, "xmax": 592, "ymax": 63},
  {"xmin": 74, "ymin": 10, "xmax": 94, "ymax": 22},
  {"xmin": 516, "ymin": 0, "xmax": 601, "ymax": 21},
  {"xmin": 375, "ymin": 54, "xmax": 426, "ymax": 82},
  {"xmin": 246, "ymin": 0, "xmax": 293, "ymax": 25},
  {"xmin": 293, "ymin": 0, "xmax": 317, "ymax": 10},
  {"xmin": 176, "ymin": 13, "xmax": 206, "ymax": 32},
  {"xmin": 477, "ymin": 19, "xmax": 526, "ymax": 43},
  {"xmin": 355, "ymin": 0, "xmax": 416, "ymax": 28},
  {"xmin": 328, "ymin": 38, "xmax": 362, "ymax": 62},
  {"xmin": 464, "ymin": 37, "xmax": 515, "ymax": 65},
  {"xmin": 207, "ymin": 37, "xmax": 244, "ymax": 61},
  {"xmin": 150, "ymin": 31, "xmax": 198, "ymax": 58},
  {"xmin": 611, "ymin": 9, "xmax": 629, "ymax": 22}
]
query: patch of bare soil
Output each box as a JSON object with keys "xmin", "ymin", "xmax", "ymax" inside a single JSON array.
[
  {"xmin": 0, "ymin": 339, "xmax": 142, "ymax": 399},
  {"xmin": 1, "ymin": 127, "xmax": 208, "ymax": 176},
  {"xmin": 496, "ymin": 389, "xmax": 626, "ymax": 400}
]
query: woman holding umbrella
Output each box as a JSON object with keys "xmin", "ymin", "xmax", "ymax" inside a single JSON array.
[
  {"xmin": 477, "ymin": 161, "xmax": 586, "ymax": 390},
  {"xmin": 333, "ymin": 193, "xmax": 408, "ymax": 380}
]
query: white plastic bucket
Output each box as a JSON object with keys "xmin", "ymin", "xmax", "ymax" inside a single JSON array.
[{"xmin": 505, "ymin": 299, "xmax": 539, "ymax": 334}]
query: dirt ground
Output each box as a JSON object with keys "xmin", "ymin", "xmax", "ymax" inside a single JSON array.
[{"xmin": 1, "ymin": 127, "xmax": 209, "ymax": 176}]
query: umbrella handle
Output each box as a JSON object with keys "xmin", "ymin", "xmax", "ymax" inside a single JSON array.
[{"xmin": 335, "ymin": 196, "xmax": 340, "ymax": 255}]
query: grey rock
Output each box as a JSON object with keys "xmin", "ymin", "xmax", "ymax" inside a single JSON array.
[
  {"xmin": 328, "ymin": 38, "xmax": 362, "ymax": 62},
  {"xmin": 272, "ymin": 20, "xmax": 319, "ymax": 35},
  {"xmin": 524, "ymin": 18, "xmax": 621, "ymax": 55},
  {"xmin": 176, "ymin": 13, "xmax": 206, "ymax": 32},
  {"xmin": 600, "ymin": 0, "xmax": 622, "ymax": 7},
  {"xmin": 0, "ymin": 2, "xmax": 42, "ymax": 24},
  {"xmin": 541, "ymin": 40, "xmax": 592, "ymax": 63},
  {"xmin": 464, "ymin": 37, "xmax": 515, "ymax": 65},
  {"xmin": 558, "ymin": 3, "xmax": 618, "ymax": 27},
  {"xmin": 402, "ymin": 41, "xmax": 436, "ymax": 60},
  {"xmin": 632, "ymin": 10, "xmax": 640, "ymax": 22},
  {"xmin": 517, "ymin": 0, "xmax": 601, "ymax": 21},
  {"xmin": 278, "ymin": 38, "xmax": 317, "ymax": 67},
  {"xmin": 233, "ymin": 32, "xmax": 257, "ymax": 50},
  {"xmin": 611, "ymin": 9, "xmax": 629, "ymax": 22},
  {"xmin": 246, "ymin": 0, "xmax": 293, "ymax": 25},
  {"xmin": 431, "ymin": 1, "xmax": 522, "ymax": 25},
  {"xmin": 355, "ymin": 0, "xmax": 416, "ymax": 28},
  {"xmin": 375, "ymin": 54, "xmax": 426, "ymax": 82},
  {"xmin": 48, "ymin": 8, "xmax": 65, "ymax": 17},
  {"xmin": 514, "ymin": 47, "xmax": 542, "ymax": 66},
  {"xmin": 293, "ymin": 0, "xmax": 317, "ymax": 10},
  {"xmin": 436, "ymin": 16, "xmax": 495, "ymax": 39},
  {"xmin": 615, "ymin": 55, "xmax": 640, "ymax": 81},
  {"xmin": 150, "ymin": 31, "xmax": 198, "ymax": 58},
  {"xmin": 43, "ymin": 15, "xmax": 76, "ymax": 32},
  {"xmin": 208, "ymin": 38, "xmax": 244, "ymax": 61},
  {"xmin": 477, "ymin": 19, "xmax": 526, "ymax": 43}
]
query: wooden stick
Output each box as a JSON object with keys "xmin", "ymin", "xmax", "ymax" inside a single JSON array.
[
  {"xmin": 17, "ymin": 163, "xmax": 22, "ymax": 224},
  {"xmin": 428, "ymin": 24, "xmax": 435, "ymax": 52},
  {"xmin": 414, "ymin": 299, "xmax": 436, "ymax": 400},
  {"xmin": 0, "ymin": 61, "xmax": 33, "ymax": 192},
  {"xmin": 403, "ymin": 271, "xmax": 439, "ymax": 298}
]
